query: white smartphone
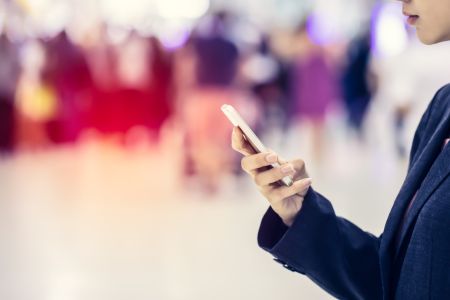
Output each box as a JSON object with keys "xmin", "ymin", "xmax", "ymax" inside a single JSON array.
[{"xmin": 221, "ymin": 104, "xmax": 293, "ymax": 187}]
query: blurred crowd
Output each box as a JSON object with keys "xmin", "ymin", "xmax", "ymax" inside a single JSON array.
[
  {"xmin": 0, "ymin": 24, "xmax": 172, "ymax": 149},
  {"xmin": 1, "ymin": 1, "xmax": 450, "ymax": 192}
]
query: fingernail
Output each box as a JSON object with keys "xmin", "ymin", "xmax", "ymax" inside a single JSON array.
[
  {"xmin": 304, "ymin": 178, "xmax": 312, "ymax": 185},
  {"xmin": 281, "ymin": 165, "xmax": 294, "ymax": 174},
  {"xmin": 266, "ymin": 153, "xmax": 278, "ymax": 163}
]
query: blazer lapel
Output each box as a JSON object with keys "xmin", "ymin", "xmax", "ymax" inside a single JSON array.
[
  {"xmin": 379, "ymin": 105, "xmax": 450, "ymax": 296},
  {"xmin": 395, "ymin": 141, "xmax": 450, "ymax": 258},
  {"xmin": 379, "ymin": 150, "xmax": 428, "ymax": 296}
]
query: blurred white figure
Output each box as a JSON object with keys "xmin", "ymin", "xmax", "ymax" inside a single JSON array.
[
  {"xmin": 370, "ymin": 33, "xmax": 450, "ymax": 160},
  {"xmin": 15, "ymin": 39, "xmax": 58, "ymax": 151}
]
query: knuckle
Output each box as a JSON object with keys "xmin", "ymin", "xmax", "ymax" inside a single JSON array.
[
  {"xmin": 294, "ymin": 159, "xmax": 305, "ymax": 170},
  {"xmin": 233, "ymin": 139, "xmax": 243, "ymax": 150},
  {"xmin": 279, "ymin": 188, "xmax": 290, "ymax": 200},
  {"xmin": 293, "ymin": 186, "xmax": 303, "ymax": 197},
  {"xmin": 272, "ymin": 189, "xmax": 285, "ymax": 202},
  {"xmin": 284, "ymin": 186, "xmax": 298, "ymax": 199},
  {"xmin": 240, "ymin": 157, "xmax": 248, "ymax": 171},
  {"xmin": 259, "ymin": 154, "xmax": 269, "ymax": 165},
  {"xmin": 231, "ymin": 137, "xmax": 238, "ymax": 149},
  {"xmin": 254, "ymin": 174, "xmax": 263, "ymax": 186},
  {"xmin": 277, "ymin": 165, "xmax": 288, "ymax": 176},
  {"xmin": 294, "ymin": 183, "xmax": 304, "ymax": 193},
  {"xmin": 231, "ymin": 134, "xmax": 240, "ymax": 148},
  {"xmin": 253, "ymin": 154, "xmax": 265, "ymax": 167}
]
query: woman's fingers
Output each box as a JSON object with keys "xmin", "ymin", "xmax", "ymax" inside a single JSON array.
[
  {"xmin": 291, "ymin": 158, "xmax": 307, "ymax": 180},
  {"xmin": 231, "ymin": 127, "xmax": 256, "ymax": 156},
  {"xmin": 240, "ymin": 151, "xmax": 278, "ymax": 174},
  {"xmin": 277, "ymin": 156, "xmax": 307, "ymax": 180},
  {"xmin": 253, "ymin": 163, "xmax": 295, "ymax": 186},
  {"xmin": 262, "ymin": 177, "xmax": 312, "ymax": 205},
  {"xmin": 239, "ymin": 150, "xmax": 308, "ymax": 187},
  {"xmin": 291, "ymin": 158, "xmax": 305, "ymax": 172}
]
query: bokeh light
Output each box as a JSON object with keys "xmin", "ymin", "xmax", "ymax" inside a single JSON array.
[
  {"xmin": 373, "ymin": 2, "xmax": 408, "ymax": 58},
  {"xmin": 156, "ymin": 0, "xmax": 210, "ymax": 20}
]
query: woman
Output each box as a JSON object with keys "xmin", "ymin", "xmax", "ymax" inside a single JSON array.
[{"xmin": 231, "ymin": 0, "xmax": 450, "ymax": 299}]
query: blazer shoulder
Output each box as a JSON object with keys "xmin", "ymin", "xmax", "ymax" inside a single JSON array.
[
  {"xmin": 435, "ymin": 83, "xmax": 450, "ymax": 108},
  {"xmin": 408, "ymin": 83, "xmax": 450, "ymax": 167}
]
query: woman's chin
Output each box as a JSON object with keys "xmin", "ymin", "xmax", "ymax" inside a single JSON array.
[{"xmin": 416, "ymin": 30, "xmax": 448, "ymax": 45}]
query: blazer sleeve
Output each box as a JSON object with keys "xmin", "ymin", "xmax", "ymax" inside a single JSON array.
[{"xmin": 258, "ymin": 188, "xmax": 382, "ymax": 300}]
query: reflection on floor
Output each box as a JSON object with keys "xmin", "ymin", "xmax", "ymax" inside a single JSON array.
[{"xmin": 0, "ymin": 123, "xmax": 408, "ymax": 300}]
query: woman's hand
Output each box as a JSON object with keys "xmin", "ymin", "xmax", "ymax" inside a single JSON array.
[{"xmin": 231, "ymin": 127, "xmax": 312, "ymax": 227}]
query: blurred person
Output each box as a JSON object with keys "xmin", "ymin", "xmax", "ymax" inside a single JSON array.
[
  {"xmin": 290, "ymin": 22, "xmax": 339, "ymax": 163},
  {"xmin": 99, "ymin": 33, "xmax": 173, "ymax": 145},
  {"xmin": 0, "ymin": 31, "xmax": 21, "ymax": 153},
  {"xmin": 144, "ymin": 36, "xmax": 173, "ymax": 143},
  {"xmin": 80, "ymin": 22, "xmax": 118, "ymax": 137},
  {"xmin": 15, "ymin": 39, "xmax": 58, "ymax": 151},
  {"xmin": 43, "ymin": 30, "xmax": 94, "ymax": 144},
  {"xmin": 193, "ymin": 11, "xmax": 239, "ymax": 87},
  {"xmin": 240, "ymin": 34, "xmax": 292, "ymax": 135},
  {"xmin": 341, "ymin": 28, "xmax": 375, "ymax": 140},
  {"xmin": 230, "ymin": 0, "xmax": 450, "ymax": 299},
  {"xmin": 178, "ymin": 11, "xmax": 259, "ymax": 193},
  {"xmin": 371, "ymin": 26, "xmax": 450, "ymax": 159},
  {"xmin": 83, "ymin": 26, "xmax": 173, "ymax": 146}
]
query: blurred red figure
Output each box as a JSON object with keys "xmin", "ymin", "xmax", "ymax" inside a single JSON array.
[
  {"xmin": 0, "ymin": 32, "xmax": 21, "ymax": 153},
  {"xmin": 112, "ymin": 35, "xmax": 172, "ymax": 144},
  {"xmin": 43, "ymin": 31, "xmax": 94, "ymax": 144},
  {"xmin": 86, "ymin": 29, "xmax": 173, "ymax": 145}
]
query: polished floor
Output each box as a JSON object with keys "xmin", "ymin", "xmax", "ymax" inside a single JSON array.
[{"xmin": 0, "ymin": 117, "xmax": 409, "ymax": 300}]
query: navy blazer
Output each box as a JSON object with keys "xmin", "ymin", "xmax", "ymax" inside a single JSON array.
[{"xmin": 258, "ymin": 84, "xmax": 450, "ymax": 299}]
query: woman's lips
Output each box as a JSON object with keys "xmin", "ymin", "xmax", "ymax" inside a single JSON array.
[
  {"xmin": 407, "ymin": 15, "xmax": 419, "ymax": 25},
  {"xmin": 403, "ymin": 10, "xmax": 419, "ymax": 26}
]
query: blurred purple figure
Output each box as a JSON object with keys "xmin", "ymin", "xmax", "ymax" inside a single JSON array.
[
  {"xmin": 290, "ymin": 24, "xmax": 338, "ymax": 162},
  {"xmin": 0, "ymin": 32, "xmax": 21, "ymax": 153}
]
